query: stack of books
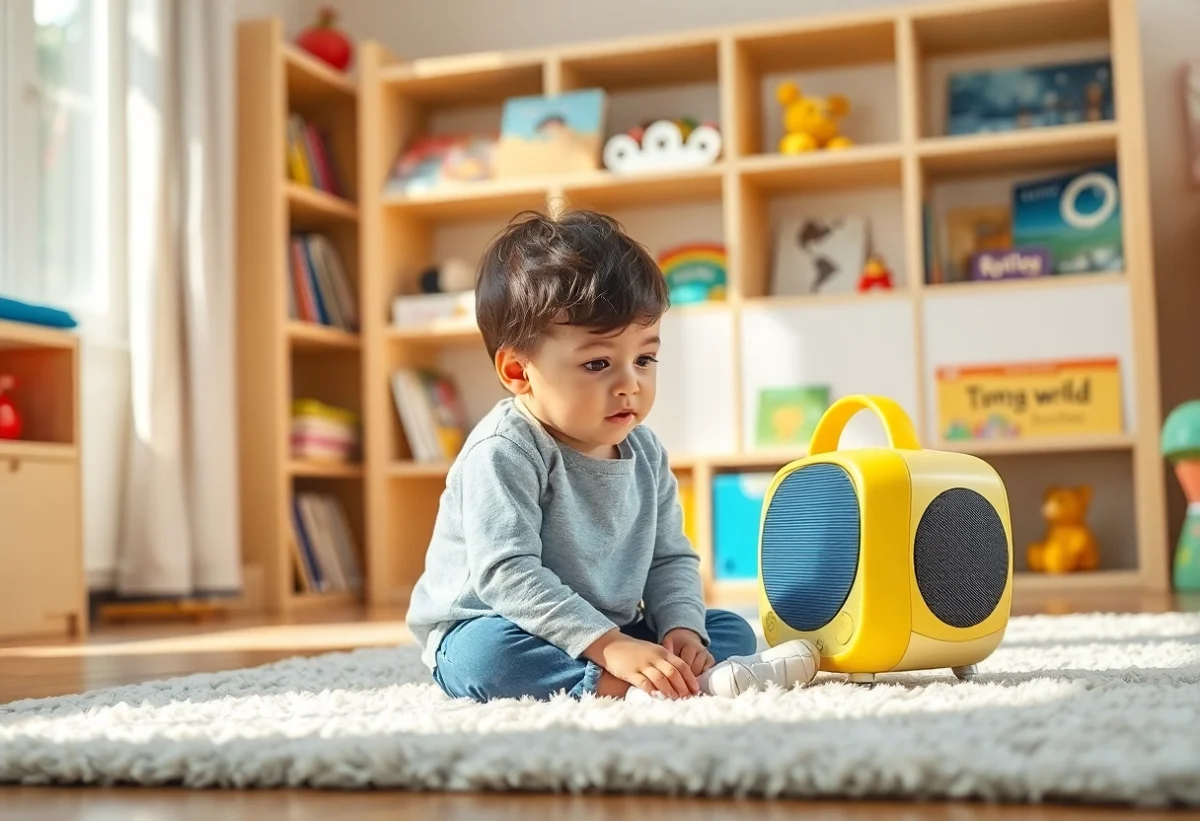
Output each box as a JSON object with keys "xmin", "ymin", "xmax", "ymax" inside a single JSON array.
[
  {"xmin": 290, "ymin": 491, "xmax": 362, "ymax": 594},
  {"xmin": 286, "ymin": 112, "xmax": 347, "ymax": 198},
  {"xmin": 291, "ymin": 398, "xmax": 359, "ymax": 464},
  {"xmin": 390, "ymin": 367, "xmax": 469, "ymax": 462},
  {"xmin": 286, "ymin": 232, "xmax": 358, "ymax": 331}
]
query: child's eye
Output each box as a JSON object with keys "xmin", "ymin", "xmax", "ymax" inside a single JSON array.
[
  {"xmin": 583, "ymin": 359, "xmax": 609, "ymax": 372},
  {"xmin": 636, "ymin": 355, "xmax": 659, "ymax": 368}
]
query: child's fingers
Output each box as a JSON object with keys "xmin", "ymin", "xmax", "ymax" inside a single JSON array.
[
  {"xmin": 642, "ymin": 663, "xmax": 682, "ymax": 698},
  {"xmin": 627, "ymin": 672, "xmax": 654, "ymax": 696},
  {"xmin": 663, "ymin": 653, "xmax": 699, "ymax": 696}
]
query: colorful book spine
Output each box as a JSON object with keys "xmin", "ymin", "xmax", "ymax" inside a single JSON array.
[
  {"xmin": 389, "ymin": 368, "xmax": 470, "ymax": 462},
  {"xmin": 291, "ymin": 399, "xmax": 359, "ymax": 463},
  {"xmin": 286, "ymin": 233, "xmax": 359, "ymax": 331},
  {"xmin": 286, "ymin": 112, "xmax": 346, "ymax": 198},
  {"xmin": 290, "ymin": 492, "xmax": 363, "ymax": 594}
]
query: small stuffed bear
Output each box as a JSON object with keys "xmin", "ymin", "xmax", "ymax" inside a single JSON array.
[
  {"xmin": 777, "ymin": 81, "xmax": 853, "ymax": 154},
  {"xmin": 1027, "ymin": 485, "xmax": 1100, "ymax": 573}
]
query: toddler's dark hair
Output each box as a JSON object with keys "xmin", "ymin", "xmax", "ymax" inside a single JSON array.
[{"xmin": 475, "ymin": 208, "xmax": 669, "ymax": 361}]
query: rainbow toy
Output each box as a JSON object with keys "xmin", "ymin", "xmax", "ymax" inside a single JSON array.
[{"xmin": 657, "ymin": 242, "xmax": 727, "ymax": 305}]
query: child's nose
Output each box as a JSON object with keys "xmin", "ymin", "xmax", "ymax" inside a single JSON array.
[{"xmin": 613, "ymin": 368, "xmax": 639, "ymax": 396}]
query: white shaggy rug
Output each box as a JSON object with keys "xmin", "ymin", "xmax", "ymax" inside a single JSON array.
[{"xmin": 2, "ymin": 612, "xmax": 1199, "ymax": 806}]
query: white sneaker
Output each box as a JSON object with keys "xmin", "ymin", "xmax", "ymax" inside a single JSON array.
[
  {"xmin": 624, "ymin": 686, "xmax": 660, "ymax": 703},
  {"xmin": 699, "ymin": 639, "xmax": 820, "ymax": 697}
]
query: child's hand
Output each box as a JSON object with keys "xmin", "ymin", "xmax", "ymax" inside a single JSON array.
[
  {"xmin": 585, "ymin": 631, "xmax": 698, "ymax": 698},
  {"xmin": 663, "ymin": 628, "xmax": 715, "ymax": 676}
]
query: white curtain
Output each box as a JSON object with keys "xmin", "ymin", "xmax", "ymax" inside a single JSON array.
[{"xmin": 116, "ymin": 0, "xmax": 239, "ymax": 598}]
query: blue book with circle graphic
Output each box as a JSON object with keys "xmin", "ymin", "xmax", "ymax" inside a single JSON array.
[{"xmin": 1011, "ymin": 162, "xmax": 1123, "ymax": 275}]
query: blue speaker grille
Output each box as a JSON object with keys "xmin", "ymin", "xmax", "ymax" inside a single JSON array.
[{"xmin": 761, "ymin": 463, "xmax": 860, "ymax": 632}]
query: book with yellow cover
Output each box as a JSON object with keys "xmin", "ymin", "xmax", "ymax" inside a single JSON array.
[
  {"xmin": 936, "ymin": 357, "xmax": 1122, "ymax": 441},
  {"xmin": 677, "ymin": 478, "xmax": 697, "ymax": 549}
]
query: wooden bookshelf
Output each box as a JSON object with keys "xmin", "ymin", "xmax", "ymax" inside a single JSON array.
[
  {"xmin": 237, "ymin": 19, "xmax": 365, "ymax": 614},
  {"xmin": 238, "ymin": 0, "xmax": 1169, "ymax": 613},
  {"xmin": 0, "ymin": 321, "xmax": 86, "ymax": 639}
]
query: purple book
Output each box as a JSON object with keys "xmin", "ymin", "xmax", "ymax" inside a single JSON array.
[{"xmin": 969, "ymin": 248, "xmax": 1052, "ymax": 281}]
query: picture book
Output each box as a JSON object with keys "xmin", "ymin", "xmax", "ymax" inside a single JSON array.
[
  {"xmin": 390, "ymin": 368, "xmax": 470, "ymax": 462},
  {"xmin": 771, "ymin": 217, "xmax": 867, "ymax": 296},
  {"xmin": 944, "ymin": 206, "xmax": 1012, "ymax": 283},
  {"xmin": 286, "ymin": 232, "xmax": 358, "ymax": 331},
  {"xmin": 494, "ymin": 89, "xmax": 607, "ymax": 178},
  {"xmin": 290, "ymin": 398, "xmax": 359, "ymax": 464},
  {"xmin": 946, "ymin": 57, "xmax": 1114, "ymax": 136},
  {"xmin": 286, "ymin": 112, "xmax": 347, "ymax": 197},
  {"xmin": 922, "ymin": 202, "xmax": 942, "ymax": 285},
  {"xmin": 1187, "ymin": 61, "xmax": 1200, "ymax": 186},
  {"xmin": 936, "ymin": 357, "xmax": 1123, "ymax": 441},
  {"xmin": 290, "ymin": 492, "xmax": 362, "ymax": 594},
  {"xmin": 754, "ymin": 384, "xmax": 831, "ymax": 449},
  {"xmin": 677, "ymin": 476, "xmax": 698, "ymax": 549},
  {"xmin": 384, "ymin": 134, "xmax": 496, "ymax": 194},
  {"xmin": 1012, "ymin": 162, "xmax": 1123, "ymax": 274},
  {"xmin": 657, "ymin": 242, "xmax": 727, "ymax": 304}
]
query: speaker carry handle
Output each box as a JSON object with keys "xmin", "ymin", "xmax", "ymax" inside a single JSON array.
[{"xmin": 808, "ymin": 394, "xmax": 922, "ymax": 455}]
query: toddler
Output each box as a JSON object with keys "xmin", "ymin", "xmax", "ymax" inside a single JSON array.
[{"xmin": 405, "ymin": 208, "xmax": 820, "ymax": 702}]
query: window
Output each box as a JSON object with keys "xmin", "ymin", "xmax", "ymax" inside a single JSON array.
[{"xmin": 1, "ymin": 0, "xmax": 114, "ymax": 319}]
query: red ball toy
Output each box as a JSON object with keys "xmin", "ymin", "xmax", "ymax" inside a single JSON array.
[
  {"xmin": 295, "ymin": 6, "xmax": 354, "ymax": 72},
  {"xmin": 0, "ymin": 374, "xmax": 21, "ymax": 440}
]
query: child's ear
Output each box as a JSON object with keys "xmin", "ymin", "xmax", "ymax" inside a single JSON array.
[{"xmin": 496, "ymin": 348, "xmax": 531, "ymax": 395}]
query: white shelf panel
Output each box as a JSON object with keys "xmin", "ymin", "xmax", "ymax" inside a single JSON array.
[
  {"xmin": 920, "ymin": 277, "xmax": 1135, "ymax": 444},
  {"xmin": 644, "ymin": 308, "xmax": 737, "ymax": 456},
  {"xmin": 739, "ymin": 298, "xmax": 919, "ymax": 452}
]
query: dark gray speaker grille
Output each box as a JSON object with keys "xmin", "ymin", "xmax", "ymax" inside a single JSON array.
[{"xmin": 913, "ymin": 488, "xmax": 1008, "ymax": 628}]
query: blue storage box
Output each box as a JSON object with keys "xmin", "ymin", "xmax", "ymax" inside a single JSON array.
[{"xmin": 712, "ymin": 471, "xmax": 774, "ymax": 580}]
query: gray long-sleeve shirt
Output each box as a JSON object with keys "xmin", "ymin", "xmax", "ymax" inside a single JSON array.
[{"xmin": 405, "ymin": 397, "xmax": 710, "ymax": 670}]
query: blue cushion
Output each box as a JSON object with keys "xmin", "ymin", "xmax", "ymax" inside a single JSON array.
[{"xmin": 0, "ymin": 296, "xmax": 78, "ymax": 329}]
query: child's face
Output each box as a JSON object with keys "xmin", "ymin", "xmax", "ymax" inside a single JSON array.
[{"xmin": 514, "ymin": 319, "xmax": 661, "ymax": 458}]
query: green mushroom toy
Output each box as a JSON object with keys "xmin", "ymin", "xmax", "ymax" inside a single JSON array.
[{"xmin": 1161, "ymin": 400, "xmax": 1200, "ymax": 591}]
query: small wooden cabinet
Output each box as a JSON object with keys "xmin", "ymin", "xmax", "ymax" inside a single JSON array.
[{"xmin": 0, "ymin": 320, "xmax": 86, "ymax": 641}]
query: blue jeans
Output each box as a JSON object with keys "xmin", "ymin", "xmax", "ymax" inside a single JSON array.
[{"xmin": 432, "ymin": 609, "xmax": 759, "ymax": 702}]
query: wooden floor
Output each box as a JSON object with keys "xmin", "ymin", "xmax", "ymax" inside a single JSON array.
[{"xmin": 1, "ymin": 588, "xmax": 1195, "ymax": 820}]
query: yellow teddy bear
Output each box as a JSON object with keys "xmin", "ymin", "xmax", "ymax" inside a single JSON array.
[
  {"xmin": 1027, "ymin": 485, "xmax": 1100, "ymax": 573},
  {"xmin": 777, "ymin": 81, "xmax": 854, "ymax": 153}
]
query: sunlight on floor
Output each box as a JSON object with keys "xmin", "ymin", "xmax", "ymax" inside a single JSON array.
[{"xmin": 0, "ymin": 619, "xmax": 416, "ymax": 659}]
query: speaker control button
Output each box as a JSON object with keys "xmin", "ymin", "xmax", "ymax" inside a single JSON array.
[{"xmin": 835, "ymin": 611, "xmax": 854, "ymax": 644}]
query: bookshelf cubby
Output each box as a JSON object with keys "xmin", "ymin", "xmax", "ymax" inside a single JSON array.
[
  {"xmin": 237, "ymin": 0, "xmax": 1170, "ymax": 614},
  {"xmin": 0, "ymin": 320, "xmax": 85, "ymax": 639}
]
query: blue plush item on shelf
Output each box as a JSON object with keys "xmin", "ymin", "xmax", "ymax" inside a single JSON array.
[{"xmin": 0, "ymin": 296, "xmax": 78, "ymax": 329}]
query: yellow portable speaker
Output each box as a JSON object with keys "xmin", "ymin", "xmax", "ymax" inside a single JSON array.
[{"xmin": 757, "ymin": 394, "xmax": 1013, "ymax": 685}]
